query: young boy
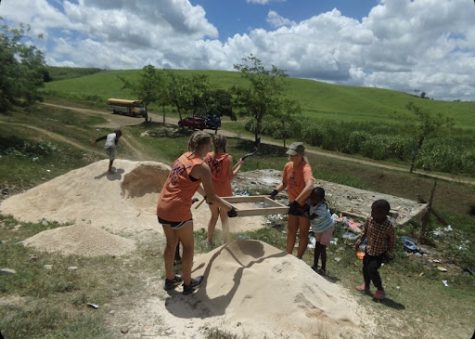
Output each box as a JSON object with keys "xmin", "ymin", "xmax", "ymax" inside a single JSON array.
[
  {"xmin": 94, "ymin": 129, "xmax": 122, "ymax": 173},
  {"xmin": 355, "ymin": 199, "xmax": 395, "ymax": 300},
  {"xmin": 308, "ymin": 187, "xmax": 334, "ymax": 275}
]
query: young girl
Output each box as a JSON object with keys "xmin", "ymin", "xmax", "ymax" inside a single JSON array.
[
  {"xmin": 308, "ymin": 187, "xmax": 334, "ymax": 275},
  {"xmin": 204, "ymin": 135, "xmax": 244, "ymax": 245},
  {"xmin": 157, "ymin": 131, "xmax": 236, "ymax": 295},
  {"xmin": 269, "ymin": 142, "xmax": 314, "ymax": 258}
]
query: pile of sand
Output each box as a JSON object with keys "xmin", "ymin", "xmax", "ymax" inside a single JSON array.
[
  {"xmin": 0, "ymin": 160, "xmax": 265, "ymax": 238},
  {"xmin": 160, "ymin": 240, "xmax": 373, "ymax": 338},
  {"xmin": 23, "ymin": 223, "xmax": 136, "ymax": 257}
]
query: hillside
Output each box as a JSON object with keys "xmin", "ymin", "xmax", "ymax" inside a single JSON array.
[{"xmin": 44, "ymin": 68, "xmax": 475, "ymax": 130}]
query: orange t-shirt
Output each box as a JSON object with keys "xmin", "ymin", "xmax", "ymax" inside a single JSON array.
[
  {"xmin": 282, "ymin": 161, "xmax": 313, "ymax": 201},
  {"xmin": 204, "ymin": 152, "xmax": 233, "ymax": 197},
  {"xmin": 156, "ymin": 152, "xmax": 203, "ymax": 221}
]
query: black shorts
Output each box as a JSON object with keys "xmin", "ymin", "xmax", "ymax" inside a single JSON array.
[{"xmin": 158, "ymin": 216, "xmax": 193, "ymax": 230}]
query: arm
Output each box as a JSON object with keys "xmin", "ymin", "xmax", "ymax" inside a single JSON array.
[
  {"xmin": 192, "ymin": 163, "xmax": 233, "ymax": 211},
  {"xmin": 94, "ymin": 135, "xmax": 107, "ymax": 145},
  {"xmin": 355, "ymin": 220, "xmax": 368, "ymax": 249},
  {"xmin": 231, "ymin": 156, "xmax": 244, "ymax": 178},
  {"xmin": 294, "ymin": 177, "xmax": 315, "ymax": 206},
  {"xmin": 386, "ymin": 226, "xmax": 396, "ymax": 257}
]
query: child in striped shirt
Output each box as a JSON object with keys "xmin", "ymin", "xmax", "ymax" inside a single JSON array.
[{"xmin": 308, "ymin": 187, "xmax": 334, "ymax": 275}]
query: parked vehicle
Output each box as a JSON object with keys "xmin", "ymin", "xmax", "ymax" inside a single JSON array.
[
  {"xmin": 178, "ymin": 114, "xmax": 221, "ymax": 131},
  {"xmin": 107, "ymin": 98, "xmax": 147, "ymax": 118}
]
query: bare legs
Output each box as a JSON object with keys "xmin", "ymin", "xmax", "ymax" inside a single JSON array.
[
  {"xmin": 207, "ymin": 205, "xmax": 230, "ymax": 244},
  {"xmin": 163, "ymin": 222, "xmax": 194, "ymax": 286},
  {"xmin": 286, "ymin": 215, "xmax": 310, "ymax": 258}
]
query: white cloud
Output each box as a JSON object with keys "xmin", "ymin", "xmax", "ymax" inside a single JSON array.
[
  {"xmin": 266, "ymin": 10, "xmax": 295, "ymax": 28},
  {"xmin": 1, "ymin": 0, "xmax": 474, "ymax": 100},
  {"xmin": 247, "ymin": 0, "xmax": 285, "ymax": 4}
]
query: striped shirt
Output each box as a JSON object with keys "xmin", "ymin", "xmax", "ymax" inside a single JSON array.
[
  {"xmin": 361, "ymin": 217, "xmax": 395, "ymax": 256},
  {"xmin": 309, "ymin": 202, "xmax": 334, "ymax": 233}
]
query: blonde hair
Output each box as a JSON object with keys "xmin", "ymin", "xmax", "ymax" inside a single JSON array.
[
  {"xmin": 188, "ymin": 131, "xmax": 212, "ymax": 153},
  {"xmin": 213, "ymin": 134, "xmax": 227, "ymax": 153}
]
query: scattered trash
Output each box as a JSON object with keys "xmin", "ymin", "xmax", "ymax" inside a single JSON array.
[
  {"xmin": 342, "ymin": 232, "xmax": 359, "ymax": 241},
  {"xmin": 109, "ymin": 310, "xmax": 115, "ymax": 315},
  {"xmin": 444, "ymin": 225, "xmax": 453, "ymax": 232},
  {"xmin": 0, "ymin": 268, "xmax": 17, "ymax": 275},
  {"xmin": 41, "ymin": 219, "xmax": 48, "ymax": 226},
  {"xmin": 356, "ymin": 250, "xmax": 365, "ymax": 261},
  {"xmin": 308, "ymin": 236, "xmax": 316, "ymax": 249},
  {"xmin": 437, "ymin": 266, "xmax": 448, "ymax": 272},
  {"xmin": 419, "ymin": 272, "xmax": 424, "ymax": 277},
  {"xmin": 396, "ymin": 286, "xmax": 400, "ymax": 290},
  {"xmin": 401, "ymin": 236, "xmax": 418, "ymax": 253},
  {"xmin": 414, "ymin": 252, "xmax": 422, "ymax": 257},
  {"xmin": 432, "ymin": 259, "xmax": 441, "ymax": 263},
  {"xmin": 68, "ymin": 266, "xmax": 78, "ymax": 271},
  {"xmin": 43, "ymin": 264, "xmax": 53, "ymax": 270},
  {"xmin": 330, "ymin": 238, "xmax": 338, "ymax": 246},
  {"xmin": 32, "ymin": 157, "xmax": 39, "ymax": 161},
  {"xmin": 334, "ymin": 257, "xmax": 342, "ymax": 262},
  {"xmin": 442, "ymin": 280, "xmax": 449, "ymax": 287},
  {"xmin": 46, "ymin": 169, "xmax": 51, "ymax": 172},
  {"xmin": 87, "ymin": 303, "xmax": 99, "ymax": 309}
]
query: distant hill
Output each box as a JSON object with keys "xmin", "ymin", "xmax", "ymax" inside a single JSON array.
[
  {"xmin": 46, "ymin": 66, "xmax": 103, "ymax": 82},
  {"xmin": 44, "ymin": 68, "xmax": 475, "ymax": 130}
]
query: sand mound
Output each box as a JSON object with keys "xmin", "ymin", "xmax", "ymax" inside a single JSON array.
[
  {"xmin": 164, "ymin": 240, "xmax": 373, "ymax": 338},
  {"xmin": 0, "ymin": 160, "xmax": 266, "ymax": 237},
  {"xmin": 23, "ymin": 223, "xmax": 136, "ymax": 257}
]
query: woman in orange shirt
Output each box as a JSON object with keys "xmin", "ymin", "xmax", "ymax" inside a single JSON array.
[
  {"xmin": 157, "ymin": 131, "xmax": 236, "ymax": 295},
  {"xmin": 269, "ymin": 142, "xmax": 314, "ymax": 258},
  {"xmin": 204, "ymin": 135, "xmax": 244, "ymax": 245}
]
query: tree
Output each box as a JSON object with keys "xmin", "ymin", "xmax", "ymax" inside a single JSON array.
[
  {"xmin": 164, "ymin": 71, "xmax": 192, "ymax": 122},
  {"xmin": 0, "ymin": 20, "xmax": 47, "ymax": 113},
  {"xmin": 233, "ymin": 55, "xmax": 287, "ymax": 146},
  {"xmin": 119, "ymin": 65, "xmax": 163, "ymax": 122},
  {"xmin": 406, "ymin": 102, "xmax": 450, "ymax": 173},
  {"xmin": 273, "ymin": 98, "xmax": 301, "ymax": 147}
]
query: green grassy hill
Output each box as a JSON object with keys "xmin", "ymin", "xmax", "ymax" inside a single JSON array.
[{"xmin": 44, "ymin": 69, "xmax": 475, "ymax": 130}]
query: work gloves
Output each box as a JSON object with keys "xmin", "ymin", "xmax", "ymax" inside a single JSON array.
[{"xmin": 269, "ymin": 189, "xmax": 278, "ymax": 200}]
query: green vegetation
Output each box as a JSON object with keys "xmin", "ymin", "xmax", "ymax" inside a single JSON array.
[
  {"xmin": 46, "ymin": 66, "xmax": 103, "ymax": 82},
  {"xmin": 43, "ymin": 68, "xmax": 475, "ymax": 130},
  {"xmin": 0, "ymin": 20, "xmax": 47, "ymax": 113}
]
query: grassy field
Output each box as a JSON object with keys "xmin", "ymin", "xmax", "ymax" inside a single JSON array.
[
  {"xmin": 43, "ymin": 69, "xmax": 475, "ymax": 130},
  {"xmin": 1, "ymin": 103, "xmax": 474, "ymax": 338}
]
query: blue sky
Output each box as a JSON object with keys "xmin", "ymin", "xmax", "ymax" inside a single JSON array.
[
  {"xmin": 1, "ymin": 0, "xmax": 475, "ymax": 100},
  {"xmin": 193, "ymin": 0, "xmax": 379, "ymax": 39}
]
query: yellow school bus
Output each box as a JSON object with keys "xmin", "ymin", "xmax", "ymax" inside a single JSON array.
[{"xmin": 106, "ymin": 98, "xmax": 147, "ymax": 117}]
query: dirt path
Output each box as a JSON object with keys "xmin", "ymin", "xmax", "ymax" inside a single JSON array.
[
  {"xmin": 42, "ymin": 102, "xmax": 475, "ymax": 186},
  {"xmin": 0, "ymin": 121, "xmax": 101, "ymax": 155}
]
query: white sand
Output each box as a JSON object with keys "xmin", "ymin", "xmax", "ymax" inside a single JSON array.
[
  {"xmin": 23, "ymin": 223, "xmax": 136, "ymax": 257},
  {"xmin": 110, "ymin": 240, "xmax": 373, "ymax": 338},
  {"xmin": 0, "ymin": 160, "xmax": 265, "ymax": 238}
]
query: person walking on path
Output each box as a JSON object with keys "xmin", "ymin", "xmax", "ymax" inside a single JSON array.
[
  {"xmin": 269, "ymin": 142, "xmax": 315, "ymax": 258},
  {"xmin": 94, "ymin": 128, "xmax": 122, "ymax": 173},
  {"xmin": 157, "ymin": 131, "xmax": 237, "ymax": 295},
  {"xmin": 355, "ymin": 199, "xmax": 395, "ymax": 300},
  {"xmin": 204, "ymin": 135, "xmax": 244, "ymax": 246}
]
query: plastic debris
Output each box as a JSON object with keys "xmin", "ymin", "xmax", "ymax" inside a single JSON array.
[
  {"xmin": 0, "ymin": 268, "xmax": 17, "ymax": 275},
  {"xmin": 401, "ymin": 236, "xmax": 418, "ymax": 253},
  {"xmin": 342, "ymin": 232, "xmax": 359, "ymax": 241},
  {"xmin": 334, "ymin": 257, "xmax": 342, "ymax": 262},
  {"xmin": 43, "ymin": 264, "xmax": 53, "ymax": 270},
  {"xmin": 87, "ymin": 303, "xmax": 99, "ymax": 309},
  {"xmin": 308, "ymin": 236, "xmax": 316, "ymax": 249},
  {"xmin": 442, "ymin": 280, "xmax": 449, "ymax": 287},
  {"xmin": 437, "ymin": 266, "xmax": 448, "ymax": 272},
  {"xmin": 432, "ymin": 259, "xmax": 441, "ymax": 263}
]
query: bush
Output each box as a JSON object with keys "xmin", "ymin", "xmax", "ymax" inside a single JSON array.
[
  {"xmin": 302, "ymin": 124, "xmax": 324, "ymax": 146},
  {"xmin": 344, "ymin": 131, "xmax": 370, "ymax": 154},
  {"xmin": 361, "ymin": 135, "xmax": 389, "ymax": 160}
]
